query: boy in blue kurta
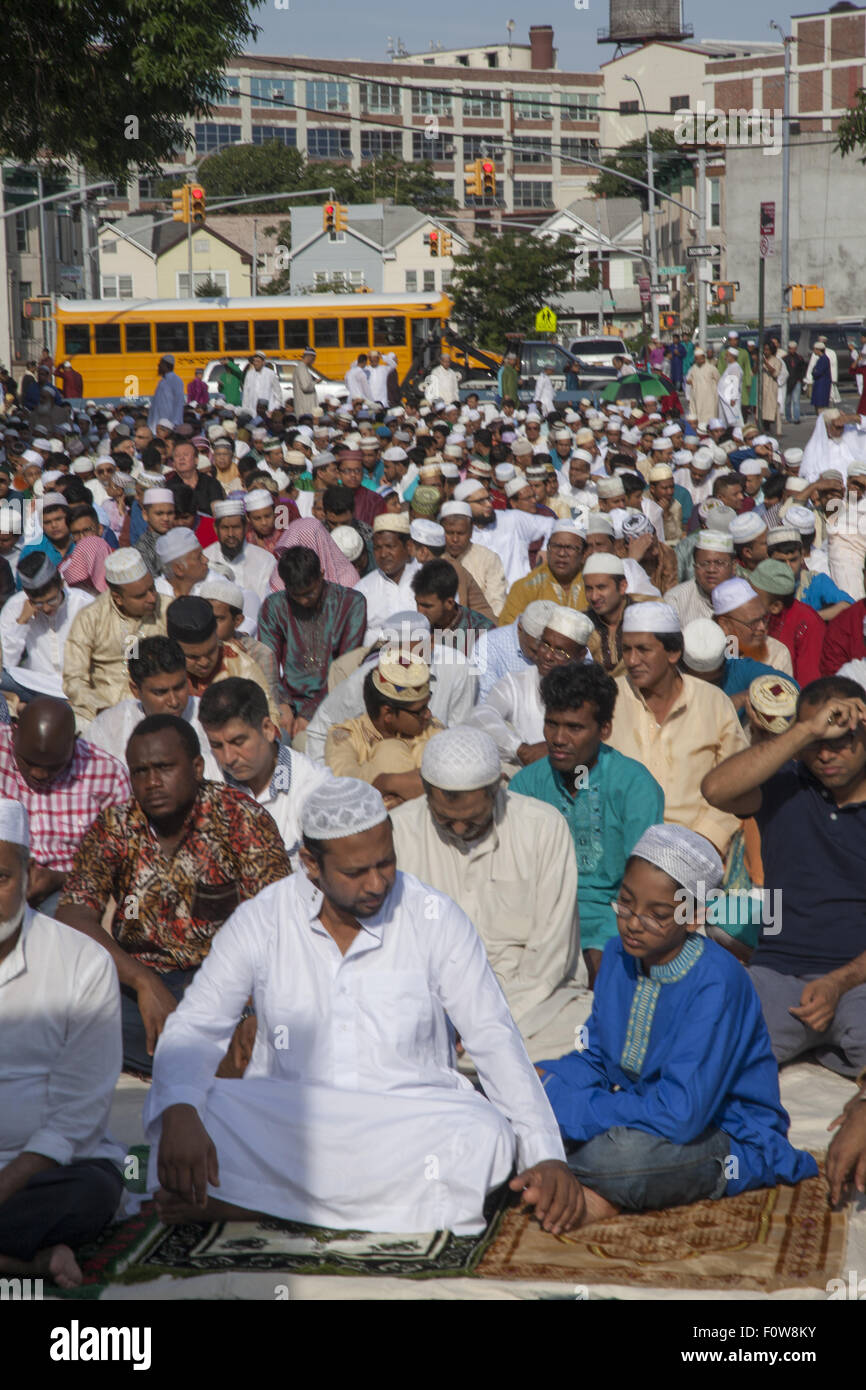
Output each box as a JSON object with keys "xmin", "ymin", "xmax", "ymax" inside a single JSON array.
[
  {"xmin": 538, "ymin": 823, "xmax": 817, "ymax": 1226},
  {"xmin": 511, "ymin": 662, "xmax": 663, "ymax": 987}
]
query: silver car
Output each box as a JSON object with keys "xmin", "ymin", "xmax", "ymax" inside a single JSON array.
[{"xmin": 202, "ymin": 358, "xmax": 348, "ymax": 407}]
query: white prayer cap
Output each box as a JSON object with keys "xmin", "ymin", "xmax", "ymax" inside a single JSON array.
[
  {"xmin": 626, "ymin": 566, "xmax": 661, "ymax": 598},
  {"xmin": 511, "ymin": 439, "xmax": 533, "ymax": 457},
  {"xmin": 691, "ymin": 447, "xmax": 715, "ymax": 472},
  {"xmin": 0, "ymin": 799, "xmax": 29, "ymax": 850},
  {"xmin": 373, "ymin": 512, "xmax": 410, "ymax": 535},
  {"xmin": 848, "ymin": 459, "xmax": 866, "ymax": 479},
  {"xmin": 629, "ymin": 823, "xmax": 724, "ymax": 898},
  {"xmin": 707, "ymin": 417, "xmax": 724, "ymax": 430},
  {"xmin": 648, "ymin": 464, "xmax": 673, "ymax": 482},
  {"xmin": 785, "ymin": 477, "xmax": 809, "ymax": 494},
  {"xmin": 582, "ymin": 553, "xmax": 625, "ymax": 578},
  {"xmin": 544, "ymin": 606, "xmax": 593, "ymax": 645},
  {"xmin": 711, "ymin": 577, "xmax": 759, "ymax": 615},
  {"xmin": 212, "ymin": 498, "xmax": 245, "ymax": 518},
  {"xmin": 702, "ymin": 501, "xmax": 736, "ymax": 533},
  {"xmin": 199, "ymin": 577, "xmax": 244, "ymax": 610},
  {"xmin": 440, "ymin": 462, "xmax": 460, "ymax": 479},
  {"xmin": 453, "ymin": 480, "xmax": 485, "ymax": 503},
  {"xmin": 782, "ymin": 448, "xmax": 803, "ymax": 466},
  {"xmin": 244, "ymin": 489, "xmax": 274, "ymax": 512},
  {"xmin": 621, "ymin": 511, "xmax": 654, "ymax": 539},
  {"xmin": 143, "ymin": 488, "xmax": 174, "ymax": 506},
  {"xmin": 739, "ymin": 459, "xmax": 763, "ymax": 477},
  {"xmin": 550, "ymin": 518, "xmax": 585, "ymax": 540},
  {"xmin": 586, "ymin": 512, "xmax": 614, "ymax": 537},
  {"xmin": 42, "ymin": 469, "xmax": 63, "ymax": 486},
  {"xmin": 22, "ymin": 449, "xmax": 43, "ymax": 467},
  {"xmin": 19, "ymin": 555, "xmax": 58, "ymax": 591},
  {"xmin": 105, "ymin": 548, "xmax": 148, "ymax": 586},
  {"xmin": 768, "ymin": 526, "xmax": 801, "ymax": 547},
  {"xmin": 301, "ymin": 778, "xmax": 389, "ymax": 842},
  {"xmin": 383, "ymin": 447, "xmax": 408, "ymax": 463},
  {"xmin": 729, "ymin": 512, "xmax": 767, "ymax": 545},
  {"xmin": 421, "ymin": 726, "xmax": 501, "ymax": 792},
  {"xmin": 71, "ymin": 458, "xmax": 94, "ymax": 475},
  {"xmin": 155, "ymin": 527, "xmax": 200, "ymax": 564},
  {"xmin": 752, "ymin": 434, "xmax": 771, "ymax": 447},
  {"xmin": 331, "ymin": 525, "xmax": 365, "ymax": 562},
  {"xmin": 673, "ymin": 450, "xmax": 692, "ymax": 467},
  {"xmin": 378, "ymin": 609, "xmax": 430, "ymax": 643},
  {"xmin": 784, "ymin": 504, "xmax": 816, "ymax": 534},
  {"xmin": 623, "ymin": 426, "xmax": 642, "ymax": 445},
  {"xmin": 519, "ymin": 599, "xmax": 557, "ymax": 637},
  {"xmin": 494, "ymin": 464, "xmax": 516, "ymax": 482},
  {"xmin": 683, "ymin": 618, "xmax": 727, "ymax": 673},
  {"xmin": 663, "ymin": 423, "xmax": 682, "ymax": 438},
  {"xmin": 695, "ymin": 530, "xmax": 734, "ymax": 554},
  {"xmin": 651, "ymin": 437, "xmax": 673, "ymax": 453},
  {"xmin": 40, "ymin": 492, "xmax": 68, "ymax": 511},
  {"xmin": 572, "ymin": 448, "xmax": 594, "ymax": 464},
  {"xmin": 444, "ymin": 444, "xmax": 465, "ymax": 461},
  {"xmin": 439, "ymin": 501, "xmax": 472, "ymax": 520},
  {"xmin": 596, "ymin": 476, "xmax": 625, "ymax": 498},
  {"xmin": 157, "ymin": 417, "xmax": 175, "ymax": 429},
  {"xmin": 504, "ymin": 474, "xmax": 530, "ymax": 499},
  {"xmin": 410, "ymin": 518, "xmax": 446, "ymax": 547},
  {"xmin": 622, "ymin": 601, "xmax": 681, "ymax": 634}
]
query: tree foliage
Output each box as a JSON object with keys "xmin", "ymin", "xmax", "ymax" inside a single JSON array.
[
  {"xmin": 0, "ymin": 0, "xmax": 261, "ymax": 178},
  {"xmin": 449, "ymin": 233, "xmax": 583, "ymax": 350},
  {"xmin": 588, "ymin": 129, "xmax": 694, "ymax": 209},
  {"xmin": 836, "ymin": 88, "xmax": 866, "ymax": 163}
]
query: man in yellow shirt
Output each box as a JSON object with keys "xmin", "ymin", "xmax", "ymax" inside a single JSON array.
[{"xmin": 498, "ymin": 520, "xmax": 587, "ymax": 628}]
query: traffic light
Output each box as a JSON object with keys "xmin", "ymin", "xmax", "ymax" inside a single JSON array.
[
  {"xmin": 661, "ymin": 312, "xmax": 679, "ymax": 330},
  {"xmin": 189, "ymin": 184, "xmax": 206, "ymax": 226},
  {"xmin": 323, "ymin": 202, "xmax": 336, "ymax": 233},
  {"xmin": 440, "ymin": 231, "xmax": 453, "ymax": 257},
  {"xmin": 172, "ymin": 186, "xmax": 190, "ymax": 223},
  {"xmin": 464, "ymin": 159, "xmax": 483, "ymax": 199},
  {"xmin": 334, "ymin": 203, "xmax": 348, "ymax": 233},
  {"xmin": 427, "ymin": 230, "xmax": 440, "ymax": 257},
  {"xmin": 712, "ymin": 281, "xmax": 737, "ymax": 305},
  {"xmin": 804, "ymin": 285, "xmax": 825, "ymax": 310},
  {"xmin": 481, "ymin": 160, "xmax": 496, "ymax": 196}
]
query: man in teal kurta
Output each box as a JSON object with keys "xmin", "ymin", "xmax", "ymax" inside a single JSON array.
[{"xmin": 511, "ymin": 661, "xmax": 663, "ymax": 986}]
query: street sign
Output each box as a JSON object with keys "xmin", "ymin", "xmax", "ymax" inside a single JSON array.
[
  {"xmin": 760, "ymin": 202, "xmax": 775, "ymax": 260},
  {"xmin": 535, "ymin": 306, "xmax": 557, "ymax": 332},
  {"xmin": 687, "ymin": 245, "xmax": 721, "ymax": 259},
  {"xmin": 649, "ymin": 283, "xmax": 665, "ymax": 293},
  {"xmin": 658, "ymin": 265, "xmax": 686, "ymax": 277},
  {"xmin": 638, "ymin": 274, "xmax": 650, "ymax": 305}
]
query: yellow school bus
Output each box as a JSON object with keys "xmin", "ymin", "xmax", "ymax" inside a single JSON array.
[{"xmin": 53, "ymin": 292, "xmax": 454, "ymax": 399}]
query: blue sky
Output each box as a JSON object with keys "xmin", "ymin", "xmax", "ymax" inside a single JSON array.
[{"xmin": 250, "ymin": 0, "xmax": 791, "ymax": 62}]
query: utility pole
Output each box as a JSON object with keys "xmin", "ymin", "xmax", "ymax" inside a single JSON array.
[
  {"xmin": 625, "ymin": 76, "xmax": 659, "ymax": 338},
  {"xmin": 252, "ymin": 219, "xmax": 258, "ymax": 297},
  {"xmin": 78, "ymin": 166, "xmax": 95, "ymax": 299},
  {"xmin": 696, "ymin": 145, "xmax": 708, "ymax": 352},
  {"xmin": 757, "ymin": 255, "xmax": 766, "ymax": 423},
  {"xmin": 597, "ymin": 201, "xmax": 604, "ymax": 332},
  {"xmin": 770, "ymin": 20, "xmax": 792, "ymax": 322},
  {"xmin": 36, "ymin": 169, "xmax": 49, "ymax": 297}
]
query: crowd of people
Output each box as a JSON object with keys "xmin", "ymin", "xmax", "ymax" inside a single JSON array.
[{"xmin": 0, "ymin": 344, "xmax": 864, "ymax": 1292}]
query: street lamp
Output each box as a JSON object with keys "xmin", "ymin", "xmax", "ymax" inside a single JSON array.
[{"xmin": 624, "ymin": 75, "xmax": 660, "ymax": 339}]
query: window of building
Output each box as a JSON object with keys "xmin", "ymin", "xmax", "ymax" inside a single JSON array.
[
  {"xmin": 194, "ymin": 239, "xmax": 210, "ymax": 253},
  {"xmin": 456, "ymin": 55, "xmax": 469, "ymax": 66},
  {"xmin": 94, "ymin": 324, "xmax": 122, "ymax": 353},
  {"xmin": 101, "ymin": 238, "xmax": 117, "ymax": 255},
  {"xmin": 560, "ymin": 137, "xmax": 600, "ymax": 163},
  {"xmin": 373, "ymin": 315, "xmax": 406, "ymax": 346},
  {"xmin": 155, "ymin": 322, "xmax": 189, "ymax": 353},
  {"xmin": 195, "ymin": 122, "xmax": 241, "ymax": 153},
  {"xmin": 178, "ymin": 270, "xmax": 228, "ymax": 297},
  {"xmin": 514, "ymin": 137, "xmax": 552, "ymax": 164},
  {"xmin": 515, "ymin": 91, "xmax": 552, "ymax": 120},
  {"xmin": 411, "ymin": 88, "xmax": 452, "ymax": 116},
  {"xmin": 440, "ymin": 267, "xmax": 453, "ymax": 289},
  {"xmin": 562, "ymin": 93, "xmax": 600, "ymax": 120},
  {"xmin": 100, "ymin": 274, "xmax": 134, "ymax": 298},
  {"xmin": 412, "ymin": 132, "xmax": 451, "ymax": 161},
  {"xmin": 422, "ymin": 270, "xmax": 436, "ymax": 292},
  {"xmin": 252, "ymin": 126, "xmax": 297, "ymax": 147},
  {"xmin": 307, "ymin": 80, "xmax": 349, "ymax": 113},
  {"xmin": 405, "ymin": 269, "xmax": 418, "ymax": 292},
  {"xmin": 307, "ymin": 128, "xmax": 351, "ymax": 159},
  {"xmin": 486, "ymin": 52, "xmax": 499, "ymax": 68},
  {"xmin": 709, "ymin": 177, "xmax": 721, "ymax": 228},
  {"xmin": 513, "ymin": 180, "xmax": 553, "ymax": 208},
  {"xmin": 137, "ymin": 175, "xmax": 162, "ymax": 200},
  {"xmin": 125, "ymin": 323, "xmax": 152, "ymax": 352},
  {"xmin": 343, "ymin": 317, "xmax": 369, "ymax": 347},
  {"xmin": 249, "ymin": 76, "xmax": 294, "ymax": 104},
  {"xmin": 360, "ymin": 81, "xmax": 401, "ymax": 114},
  {"xmin": 670, "ymin": 95, "xmax": 690, "ymax": 113},
  {"xmin": 193, "ymin": 321, "xmax": 220, "ymax": 352},
  {"xmin": 15, "ymin": 215, "xmax": 27, "ymax": 253},
  {"xmin": 463, "ymin": 134, "xmax": 499, "ymax": 162},
  {"xmin": 619, "ymin": 100, "xmax": 639, "ymax": 115},
  {"xmin": 463, "ymin": 89, "xmax": 502, "ymax": 119},
  {"xmin": 361, "ymin": 130, "xmax": 402, "ymax": 161}
]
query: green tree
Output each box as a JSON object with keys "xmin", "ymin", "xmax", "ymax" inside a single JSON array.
[
  {"xmin": 588, "ymin": 129, "xmax": 694, "ymax": 209},
  {"xmin": 0, "ymin": 0, "xmax": 260, "ymax": 178},
  {"xmin": 836, "ymin": 88, "xmax": 866, "ymax": 162},
  {"xmin": 449, "ymin": 233, "xmax": 583, "ymax": 350},
  {"xmin": 195, "ymin": 277, "xmax": 225, "ymax": 297},
  {"xmin": 193, "ymin": 141, "xmax": 308, "ymax": 213}
]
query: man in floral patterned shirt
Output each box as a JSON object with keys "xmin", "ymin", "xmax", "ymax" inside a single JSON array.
[{"xmin": 56, "ymin": 712, "xmax": 291, "ymax": 1074}]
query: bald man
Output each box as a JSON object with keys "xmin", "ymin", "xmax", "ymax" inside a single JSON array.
[{"xmin": 0, "ymin": 697, "xmax": 130, "ymax": 914}]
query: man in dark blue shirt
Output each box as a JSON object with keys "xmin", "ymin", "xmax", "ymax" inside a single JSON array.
[{"xmin": 702, "ymin": 675, "xmax": 866, "ymax": 1078}]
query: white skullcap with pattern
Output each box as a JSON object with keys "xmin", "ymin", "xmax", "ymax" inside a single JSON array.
[
  {"xmin": 301, "ymin": 778, "xmax": 389, "ymax": 841},
  {"xmin": 519, "ymin": 598, "xmax": 557, "ymax": 637},
  {"xmin": 421, "ymin": 725, "xmax": 501, "ymax": 791},
  {"xmin": 0, "ymin": 798, "xmax": 30, "ymax": 849},
  {"xmin": 629, "ymin": 822, "xmax": 724, "ymax": 898}
]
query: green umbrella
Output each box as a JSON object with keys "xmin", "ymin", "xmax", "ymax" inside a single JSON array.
[{"xmin": 599, "ymin": 372, "xmax": 672, "ymax": 405}]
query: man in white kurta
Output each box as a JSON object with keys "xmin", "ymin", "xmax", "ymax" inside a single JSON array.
[
  {"xmin": 241, "ymin": 354, "xmax": 282, "ymax": 415},
  {"xmin": 144, "ymin": 780, "xmax": 577, "ymax": 1236},
  {"xmin": 423, "ymin": 354, "xmax": 461, "ymax": 407},
  {"xmin": 391, "ymin": 727, "xmax": 589, "ymax": 1060},
  {"xmin": 463, "ymin": 488, "xmax": 555, "ymax": 588},
  {"xmin": 204, "ymin": 499, "xmax": 277, "ymax": 603},
  {"xmin": 0, "ymin": 557, "xmax": 94, "ymax": 699}
]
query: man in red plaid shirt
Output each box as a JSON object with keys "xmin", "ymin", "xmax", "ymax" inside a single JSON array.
[{"xmin": 0, "ymin": 697, "xmax": 130, "ymax": 915}]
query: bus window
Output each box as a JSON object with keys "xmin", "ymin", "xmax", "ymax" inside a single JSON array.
[
  {"xmin": 224, "ymin": 321, "xmax": 250, "ymax": 352},
  {"xmin": 193, "ymin": 322, "xmax": 220, "ymax": 353},
  {"xmin": 343, "ymin": 317, "xmax": 369, "ymax": 348},
  {"xmin": 156, "ymin": 323, "xmax": 190, "ymax": 354},
  {"xmin": 253, "ymin": 320, "xmax": 279, "ymax": 351},
  {"xmin": 373, "ymin": 316, "xmax": 406, "ymax": 347},
  {"xmin": 94, "ymin": 324, "xmax": 122, "ymax": 354},
  {"xmin": 313, "ymin": 319, "xmax": 339, "ymax": 349},
  {"xmin": 283, "ymin": 319, "xmax": 309, "ymax": 351},
  {"xmin": 63, "ymin": 323, "xmax": 91, "ymax": 355},
  {"xmin": 125, "ymin": 324, "xmax": 152, "ymax": 353}
]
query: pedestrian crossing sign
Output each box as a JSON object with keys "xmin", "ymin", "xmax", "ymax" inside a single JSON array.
[{"xmin": 535, "ymin": 306, "xmax": 558, "ymax": 333}]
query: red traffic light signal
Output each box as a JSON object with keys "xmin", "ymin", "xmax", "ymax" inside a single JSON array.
[
  {"xmin": 190, "ymin": 185, "xmax": 204, "ymax": 202},
  {"xmin": 428, "ymin": 231, "xmax": 439, "ymax": 257}
]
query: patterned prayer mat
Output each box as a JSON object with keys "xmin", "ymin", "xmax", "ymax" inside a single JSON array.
[{"xmin": 478, "ymin": 1168, "xmax": 845, "ymax": 1293}]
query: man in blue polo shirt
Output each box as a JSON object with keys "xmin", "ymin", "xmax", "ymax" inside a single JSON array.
[{"xmin": 702, "ymin": 674, "xmax": 866, "ymax": 1077}]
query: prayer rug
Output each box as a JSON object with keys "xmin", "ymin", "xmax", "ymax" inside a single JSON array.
[{"xmin": 478, "ymin": 1167, "xmax": 845, "ymax": 1293}]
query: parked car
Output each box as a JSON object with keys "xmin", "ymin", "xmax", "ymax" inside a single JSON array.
[
  {"xmin": 202, "ymin": 358, "xmax": 348, "ymax": 407},
  {"xmin": 568, "ymin": 335, "xmax": 630, "ymax": 370}
]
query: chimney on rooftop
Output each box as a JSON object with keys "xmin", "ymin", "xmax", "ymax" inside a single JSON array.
[{"xmin": 529, "ymin": 24, "xmax": 555, "ymax": 70}]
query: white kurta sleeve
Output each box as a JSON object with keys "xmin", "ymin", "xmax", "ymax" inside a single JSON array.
[
  {"xmin": 0, "ymin": 592, "xmax": 28, "ymax": 670},
  {"xmin": 428, "ymin": 896, "xmax": 566, "ymax": 1169},
  {"xmin": 470, "ymin": 673, "xmax": 522, "ymax": 759},
  {"xmin": 501, "ymin": 803, "xmax": 580, "ymax": 1022}
]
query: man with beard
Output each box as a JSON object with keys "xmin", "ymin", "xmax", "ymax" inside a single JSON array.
[
  {"xmin": 204, "ymin": 498, "xmax": 276, "ymax": 601},
  {"xmin": 711, "ymin": 578, "xmax": 794, "ymax": 678}
]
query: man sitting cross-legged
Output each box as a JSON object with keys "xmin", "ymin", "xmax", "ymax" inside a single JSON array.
[
  {"xmin": 144, "ymin": 778, "xmax": 583, "ymax": 1236},
  {"xmin": 537, "ymin": 824, "xmax": 817, "ymax": 1225},
  {"xmin": 0, "ymin": 801, "xmax": 125, "ymax": 1290}
]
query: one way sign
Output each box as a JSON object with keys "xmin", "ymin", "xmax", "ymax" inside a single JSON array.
[{"xmin": 687, "ymin": 245, "xmax": 721, "ymax": 259}]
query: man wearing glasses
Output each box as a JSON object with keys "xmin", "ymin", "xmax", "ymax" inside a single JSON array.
[
  {"xmin": 664, "ymin": 530, "xmax": 734, "ymax": 628},
  {"xmin": 0, "ymin": 552, "xmax": 94, "ymax": 703},
  {"xmin": 711, "ymin": 577, "xmax": 794, "ymax": 677},
  {"xmin": 498, "ymin": 520, "xmax": 586, "ymax": 628}
]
